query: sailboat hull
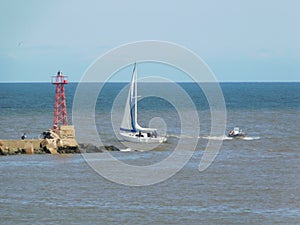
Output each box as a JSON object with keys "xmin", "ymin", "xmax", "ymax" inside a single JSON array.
[{"xmin": 119, "ymin": 132, "xmax": 167, "ymax": 143}]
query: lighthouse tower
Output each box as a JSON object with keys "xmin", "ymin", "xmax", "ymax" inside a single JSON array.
[{"xmin": 52, "ymin": 71, "xmax": 68, "ymax": 128}]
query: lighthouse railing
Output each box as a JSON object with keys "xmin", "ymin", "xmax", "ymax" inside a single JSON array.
[{"xmin": 51, "ymin": 75, "xmax": 68, "ymax": 84}]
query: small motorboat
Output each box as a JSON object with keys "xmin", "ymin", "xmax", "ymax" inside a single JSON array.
[{"xmin": 228, "ymin": 127, "xmax": 246, "ymax": 137}]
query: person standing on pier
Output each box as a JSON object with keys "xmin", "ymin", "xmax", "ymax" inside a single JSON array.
[{"xmin": 21, "ymin": 133, "xmax": 27, "ymax": 140}]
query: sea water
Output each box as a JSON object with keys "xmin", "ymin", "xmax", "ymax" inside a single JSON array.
[{"xmin": 0, "ymin": 82, "xmax": 299, "ymax": 224}]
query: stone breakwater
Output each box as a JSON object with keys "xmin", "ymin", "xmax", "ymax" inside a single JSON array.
[
  {"xmin": 0, "ymin": 140, "xmax": 120, "ymax": 156},
  {"xmin": 78, "ymin": 143, "xmax": 120, "ymax": 153},
  {"xmin": 0, "ymin": 139, "xmax": 80, "ymax": 156},
  {"xmin": 0, "ymin": 125, "xmax": 120, "ymax": 156}
]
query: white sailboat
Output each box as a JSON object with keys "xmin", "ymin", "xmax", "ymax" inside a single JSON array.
[{"xmin": 119, "ymin": 63, "xmax": 167, "ymax": 143}]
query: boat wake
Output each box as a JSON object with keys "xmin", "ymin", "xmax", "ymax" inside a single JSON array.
[
  {"xmin": 167, "ymin": 134, "xmax": 197, "ymax": 139},
  {"xmin": 167, "ymin": 134, "xmax": 261, "ymax": 141},
  {"xmin": 201, "ymin": 135, "xmax": 260, "ymax": 141},
  {"xmin": 120, "ymin": 148, "xmax": 132, "ymax": 152},
  {"xmin": 202, "ymin": 135, "xmax": 233, "ymax": 141},
  {"xmin": 241, "ymin": 136, "xmax": 260, "ymax": 141}
]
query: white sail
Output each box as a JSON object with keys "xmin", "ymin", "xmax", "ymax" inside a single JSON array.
[
  {"xmin": 131, "ymin": 64, "xmax": 156, "ymax": 132},
  {"xmin": 120, "ymin": 63, "xmax": 137, "ymax": 132}
]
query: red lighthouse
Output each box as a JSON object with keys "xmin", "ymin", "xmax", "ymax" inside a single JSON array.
[{"xmin": 52, "ymin": 71, "xmax": 68, "ymax": 128}]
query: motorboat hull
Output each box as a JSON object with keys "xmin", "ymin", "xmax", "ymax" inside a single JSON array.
[
  {"xmin": 228, "ymin": 133, "xmax": 246, "ymax": 138},
  {"xmin": 228, "ymin": 127, "xmax": 246, "ymax": 138}
]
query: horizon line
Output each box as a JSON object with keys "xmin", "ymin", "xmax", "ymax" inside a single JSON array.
[{"xmin": 0, "ymin": 80, "xmax": 299, "ymax": 84}]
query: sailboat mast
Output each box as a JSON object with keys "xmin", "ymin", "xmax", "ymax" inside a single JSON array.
[{"xmin": 134, "ymin": 63, "xmax": 138, "ymax": 129}]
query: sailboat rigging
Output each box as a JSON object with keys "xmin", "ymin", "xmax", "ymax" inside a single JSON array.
[{"xmin": 119, "ymin": 63, "xmax": 167, "ymax": 143}]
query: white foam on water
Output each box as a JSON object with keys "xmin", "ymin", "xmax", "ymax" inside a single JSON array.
[
  {"xmin": 201, "ymin": 135, "xmax": 260, "ymax": 141},
  {"xmin": 120, "ymin": 148, "xmax": 132, "ymax": 152},
  {"xmin": 201, "ymin": 135, "xmax": 233, "ymax": 141},
  {"xmin": 241, "ymin": 136, "xmax": 261, "ymax": 141},
  {"xmin": 167, "ymin": 134, "xmax": 195, "ymax": 139}
]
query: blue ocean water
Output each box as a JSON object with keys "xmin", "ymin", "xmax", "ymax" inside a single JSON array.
[
  {"xmin": 0, "ymin": 82, "xmax": 299, "ymax": 224},
  {"xmin": 0, "ymin": 82, "xmax": 298, "ymax": 140}
]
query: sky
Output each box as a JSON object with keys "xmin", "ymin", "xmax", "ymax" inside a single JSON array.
[{"xmin": 0, "ymin": 0, "xmax": 299, "ymax": 82}]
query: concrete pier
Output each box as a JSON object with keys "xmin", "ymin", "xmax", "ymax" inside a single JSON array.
[
  {"xmin": 0, "ymin": 139, "xmax": 41, "ymax": 155},
  {"xmin": 0, "ymin": 125, "xmax": 79, "ymax": 155}
]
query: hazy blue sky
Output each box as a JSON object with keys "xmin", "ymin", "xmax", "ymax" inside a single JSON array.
[{"xmin": 0, "ymin": 0, "xmax": 299, "ymax": 82}]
